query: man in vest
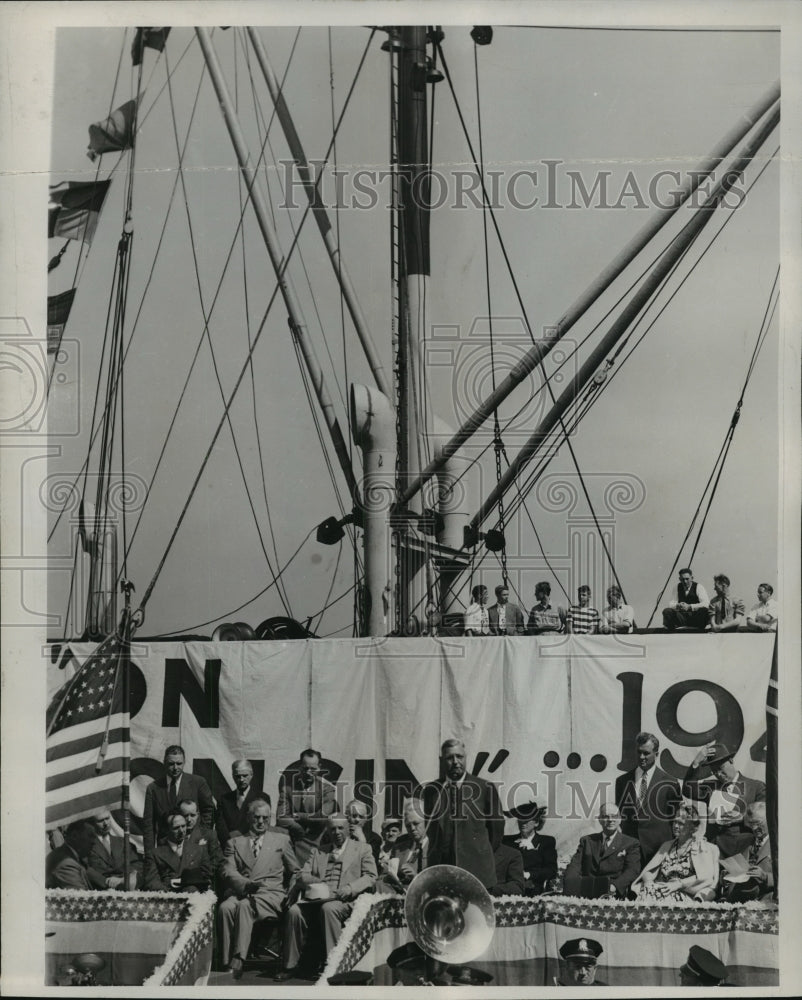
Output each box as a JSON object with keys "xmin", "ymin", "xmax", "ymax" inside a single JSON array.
[{"xmin": 662, "ymin": 568, "xmax": 710, "ymax": 630}]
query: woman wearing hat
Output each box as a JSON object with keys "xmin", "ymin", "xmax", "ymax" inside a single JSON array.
[
  {"xmin": 502, "ymin": 801, "xmax": 557, "ymax": 895},
  {"xmin": 631, "ymin": 803, "xmax": 719, "ymax": 902}
]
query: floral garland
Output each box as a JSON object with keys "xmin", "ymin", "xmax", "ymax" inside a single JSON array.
[
  {"xmin": 141, "ymin": 891, "xmax": 216, "ymax": 987},
  {"xmin": 319, "ymin": 891, "xmax": 401, "ymax": 984}
]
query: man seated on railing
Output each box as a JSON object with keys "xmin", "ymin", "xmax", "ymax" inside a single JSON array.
[
  {"xmin": 662, "ymin": 568, "xmax": 709, "ymax": 631},
  {"xmin": 219, "ymin": 797, "xmax": 299, "ymax": 980},
  {"xmin": 562, "ymin": 803, "xmax": 640, "ymax": 899},
  {"xmin": 87, "ymin": 808, "xmax": 142, "ymax": 890},
  {"xmin": 488, "ymin": 584, "xmax": 526, "ymax": 635},
  {"xmin": 276, "ymin": 813, "xmax": 377, "ymax": 981},
  {"xmin": 378, "ymin": 799, "xmax": 430, "ymax": 893},
  {"xmin": 740, "ymin": 583, "xmax": 778, "ymax": 632},
  {"xmin": 708, "ymin": 574, "xmax": 746, "ymax": 632},
  {"xmin": 463, "ymin": 585, "xmax": 490, "ymax": 636},
  {"xmin": 143, "ymin": 811, "xmax": 212, "ymax": 894},
  {"xmin": 564, "ymin": 585, "xmax": 601, "ymax": 635},
  {"xmin": 46, "ymin": 819, "xmax": 98, "ymax": 890},
  {"xmin": 600, "ymin": 585, "xmax": 634, "ymax": 634},
  {"xmin": 527, "ymin": 581, "xmax": 565, "ymax": 634}
]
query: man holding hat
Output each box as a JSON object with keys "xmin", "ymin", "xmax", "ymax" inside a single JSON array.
[
  {"xmin": 502, "ymin": 801, "xmax": 557, "ymax": 894},
  {"xmin": 682, "ymin": 740, "xmax": 765, "ymax": 858},
  {"xmin": 679, "ymin": 946, "xmax": 728, "ymax": 987},
  {"xmin": 556, "ymin": 938, "xmax": 605, "ymax": 986}
]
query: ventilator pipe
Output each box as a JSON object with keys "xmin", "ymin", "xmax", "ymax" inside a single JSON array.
[
  {"xmin": 351, "ymin": 383, "xmax": 397, "ymax": 636},
  {"xmin": 430, "ymin": 416, "xmax": 472, "ymax": 550}
]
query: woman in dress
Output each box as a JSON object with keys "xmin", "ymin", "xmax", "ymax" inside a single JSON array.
[{"xmin": 631, "ymin": 803, "xmax": 719, "ymax": 902}]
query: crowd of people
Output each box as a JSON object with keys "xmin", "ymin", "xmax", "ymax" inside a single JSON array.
[
  {"xmin": 45, "ymin": 733, "xmax": 773, "ymax": 985},
  {"xmin": 460, "ymin": 569, "xmax": 778, "ymax": 636}
]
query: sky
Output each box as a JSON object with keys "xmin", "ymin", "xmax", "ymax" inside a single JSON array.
[{"xmin": 44, "ymin": 20, "xmax": 781, "ymax": 639}]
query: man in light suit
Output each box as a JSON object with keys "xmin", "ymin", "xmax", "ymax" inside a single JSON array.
[
  {"xmin": 87, "ymin": 808, "xmax": 142, "ymax": 889},
  {"xmin": 417, "ymin": 738, "xmax": 504, "ymax": 889},
  {"xmin": 276, "ymin": 747, "xmax": 339, "ymax": 865},
  {"xmin": 487, "ymin": 585, "xmax": 526, "ymax": 635},
  {"xmin": 682, "ymin": 740, "xmax": 766, "ymax": 858},
  {"xmin": 46, "ymin": 819, "xmax": 97, "ymax": 889},
  {"xmin": 144, "ymin": 812, "xmax": 212, "ymax": 892},
  {"xmin": 218, "ymin": 797, "xmax": 300, "ymax": 979},
  {"xmin": 379, "ymin": 799, "xmax": 430, "ymax": 892},
  {"xmin": 216, "ymin": 759, "xmax": 265, "ymax": 846},
  {"xmin": 563, "ymin": 803, "xmax": 641, "ymax": 898},
  {"xmin": 142, "ymin": 745, "xmax": 214, "ymax": 856},
  {"xmin": 615, "ymin": 731, "xmax": 682, "ymax": 865},
  {"xmin": 276, "ymin": 814, "xmax": 377, "ymax": 981}
]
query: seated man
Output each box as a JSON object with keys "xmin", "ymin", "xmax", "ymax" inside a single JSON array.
[
  {"xmin": 563, "ymin": 803, "xmax": 640, "ymax": 898},
  {"xmin": 682, "ymin": 740, "xmax": 765, "ymax": 858},
  {"xmin": 345, "ymin": 799, "xmax": 382, "ymax": 865},
  {"xmin": 600, "ymin": 585, "xmax": 634, "ymax": 633},
  {"xmin": 379, "ymin": 800, "xmax": 430, "ymax": 892},
  {"xmin": 144, "ymin": 812, "xmax": 212, "ymax": 893},
  {"xmin": 708, "ymin": 574, "xmax": 746, "ymax": 632},
  {"xmin": 463, "ymin": 585, "xmax": 490, "ymax": 636},
  {"xmin": 565, "ymin": 585, "xmax": 601, "ymax": 635},
  {"xmin": 502, "ymin": 800, "xmax": 557, "ymax": 895},
  {"xmin": 488, "ymin": 584, "xmax": 526, "ymax": 635},
  {"xmin": 219, "ymin": 797, "xmax": 299, "ymax": 980},
  {"xmin": 527, "ymin": 581, "xmax": 565, "ymax": 634},
  {"xmin": 377, "ymin": 816, "xmax": 403, "ymax": 871},
  {"xmin": 46, "ymin": 819, "xmax": 98, "ymax": 889},
  {"xmin": 178, "ymin": 798, "xmax": 224, "ymax": 891},
  {"xmin": 662, "ymin": 568, "xmax": 709, "ymax": 630},
  {"xmin": 142, "ymin": 744, "xmax": 214, "ymax": 858},
  {"xmin": 276, "ymin": 747, "xmax": 339, "ymax": 865},
  {"xmin": 740, "ymin": 583, "xmax": 778, "ymax": 632},
  {"xmin": 720, "ymin": 802, "xmax": 774, "ymax": 902},
  {"xmin": 489, "ymin": 842, "xmax": 525, "ymax": 896},
  {"xmin": 87, "ymin": 808, "xmax": 142, "ymax": 890},
  {"xmin": 277, "ymin": 814, "xmax": 377, "ymax": 981}
]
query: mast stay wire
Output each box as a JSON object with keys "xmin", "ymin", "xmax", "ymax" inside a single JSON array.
[{"xmin": 645, "ymin": 267, "xmax": 779, "ymax": 627}]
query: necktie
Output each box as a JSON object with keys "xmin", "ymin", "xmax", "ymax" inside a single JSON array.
[
  {"xmin": 168, "ymin": 779, "xmax": 177, "ymax": 807},
  {"xmin": 636, "ymin": 773, "xmax": 648, "ymax": 810},
  {"xmin": 252, "ymin": 836, "xmax": 262, "ymax": 858},
  {"xmin": 102, "ymin": 836, "xmax": 111, "ymax": 854}
]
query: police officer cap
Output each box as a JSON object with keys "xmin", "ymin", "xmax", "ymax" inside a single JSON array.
[
  {"xmin": 684, "ymin": 946, "xmax": 727, "ymax": 984},
  {"xmin": 559, "ymin": 938, "xmax": 603, "ymax": 962},
  {"xmin": 706, "ymin": 742, "xmax": 734, "ymax": 768}
]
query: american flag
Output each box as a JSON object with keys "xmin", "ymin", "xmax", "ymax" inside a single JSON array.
[{"xmin": 46, "ymin": 635, "xmax": 130, "ymax": 829}]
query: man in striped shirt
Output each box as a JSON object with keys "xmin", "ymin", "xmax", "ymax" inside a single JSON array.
[{"xmin": 565, "ymin": 585, "xmax": 601, "ymax": 634}]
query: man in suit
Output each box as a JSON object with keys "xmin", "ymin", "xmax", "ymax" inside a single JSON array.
[
  {"xmin": 502, "ymin": 800, "xmax": 557, "ymax": 895},
  {"xmin": 219, "ymin": 797, "xmax": 300, "ymax": 979},
  {"xmin": 46, "ymin": 819, "xmax": 97, "ymax": 889},
  {"xmin": 216, "ymin": 759, "xmax": 264, "ymax": 846},
  {"xmin": 417, "ymin": 738, "xmax": 504, "ymax": 889},
  {"xmin": 615, "ymin": 731, "xmax": 682, "ymax": 865},
  {"xmin": 178, "ymin": 799, "xmax": 224, "ymax": 890},
  {"xmin": 489, "ymin": 843, "xmax": 525, "ymax": 896},
  {"xmin": 720, "ymin": 801, "xmax": 773, "ymax": 902},
  {"xmin": 276, "ymin": 747, "xmax": 339, "ymax": 865},
  {"xmin": 142, "ymin": 745, "xmax": 214, "ymax": 856},
  {"xmin": 488, "ymin": 585, "xmax": 526, "ymax": 635},
  {"xmin": 379, "ymin": 799, "xmax": 430, "ymax": 892},
  {"xmin": 276, "ymin": 814, "xmax": 377, "ymax": 981},
  {"xmin": 662, "ymin": 567, "xmax": 710, "ymax": 630},
  {"xmin": 682, "ymin": 740, "xmax": 766, "ymax": 858},
  {"xmin": 87, "ymin": 808, "xmax": 142, "ymax": 889},
  {"xmin": 563, "ymin": 803, "xmax": 641, "ymax": 898},
  {"xmin": 345, "ymin": 799, "xmax": 382, "ymax": 864},
  {"xmin": 144, "ymin": 812, "xmax": 212, "ymax": 892}
]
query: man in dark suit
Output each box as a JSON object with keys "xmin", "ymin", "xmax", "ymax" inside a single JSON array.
[
  {"xmin": 615, "ymin": 731, "xmax": 681, "ymax": 865},
  {"xmin": 46, "ymin": 819, "xmax": 98, "ymax": 889},
  {"xmin": 216, "ymin": 759, "xmax": 265, "ymax": 846},
  {"xmin": 142, "ymin": 745, "xmax": 214, "ymax": 856},
  {"xmin": 502, "ymin": 800, "xmax": 557, "ymax": 895},
  {"xmin": 276, "ymin": 814, "xmax": 377, "ymax": 980},
  {"xmin": 144, "ymin": 812, "xmax": 212, "ymax": 892},
  {"xmin": 487, "ymin": 585, "xmax": 526, "ymax": 635},
  {"xmin": 276, "ymin": 747, "xmax": 339, "ymax": 865},
  {"xmin": 87, "ymin": 808, "xmax": 142, "ymax": 889},
  {"xmin": 490, "ymin": 843, "xmax": 525, "ymax": 896},
  {"xmin": 219, "ymin": 797, "xmax": 300, "ymax": 979},
  {"xmin": 682, "ymin": 740, "xmax": 766, "ymax": 858},
  {"xmin": 417, "ymin": 738, "xmax": 504, "ymax": 889},
  {"xmin": 563, "ymin": 803, "xmax": 641, "ymax": 898},
  {"xmin": 178, "ymin": 799, "xmax": 224, "ymax": 890}
]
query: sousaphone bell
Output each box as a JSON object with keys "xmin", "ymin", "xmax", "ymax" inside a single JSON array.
[{"xmin": 387, "ymin": 865, "xmax": 496, "ymax": 986}]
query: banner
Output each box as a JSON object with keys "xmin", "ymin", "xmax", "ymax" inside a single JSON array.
[{"xmin": 48, "ymin": 634, "xmax": 773, "ymax": 854}]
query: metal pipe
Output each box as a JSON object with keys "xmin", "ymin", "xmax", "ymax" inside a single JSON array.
[
  {"xmin": 400, "ymin": 79, "xmax": 781, "ymax": 506},
  {"xmin": 470, "ymin": 102, "xmax": 780, "ymax": 530},
  {"xmin": 195, "ymin": 28, "xmax": 358, "ymax": 502},
  {"xmin": 246, "ymin": 27, "xmax": 391, "ymax": 398}
]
